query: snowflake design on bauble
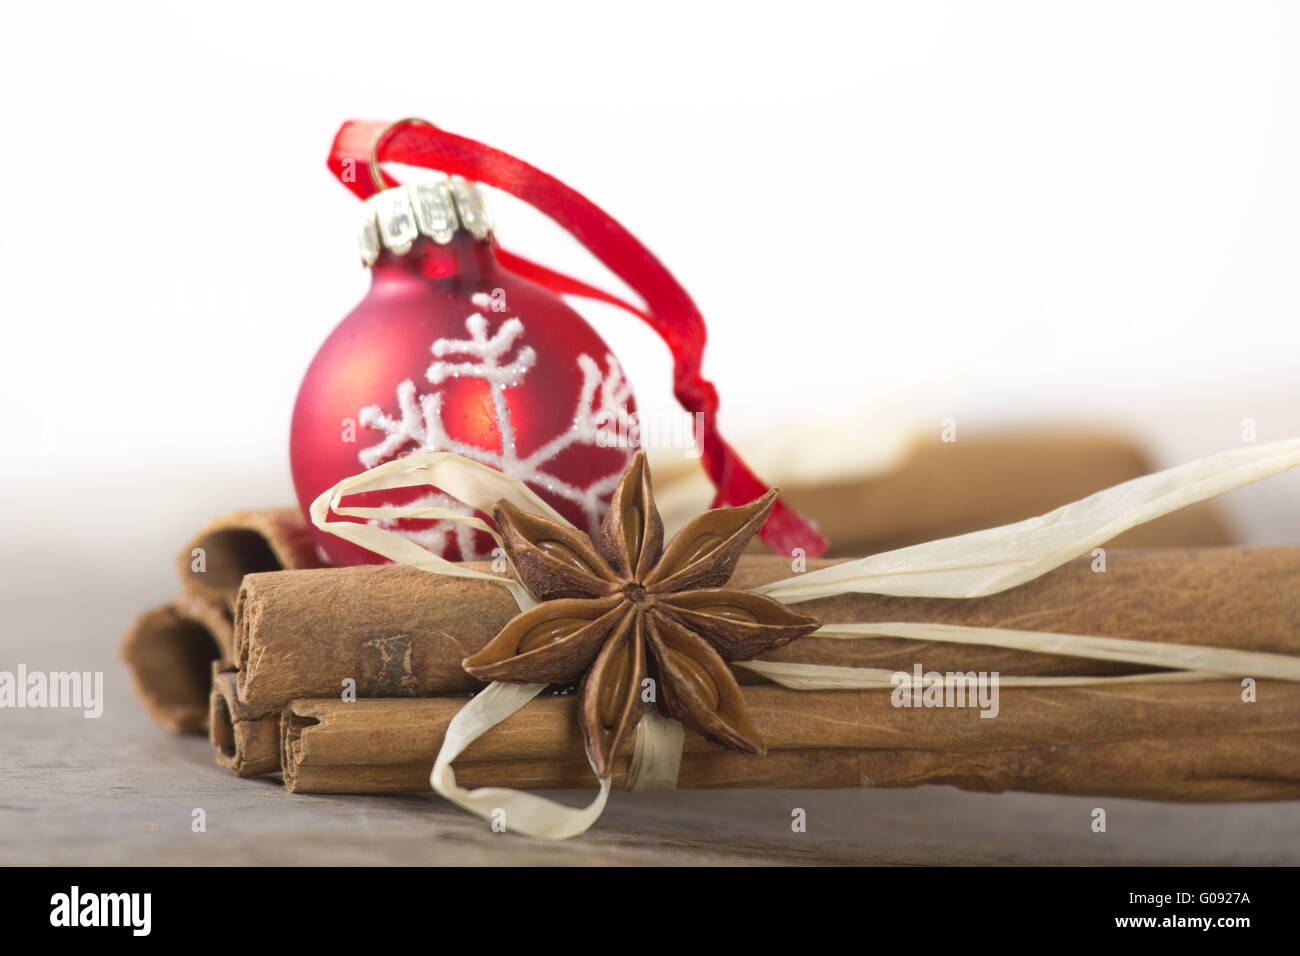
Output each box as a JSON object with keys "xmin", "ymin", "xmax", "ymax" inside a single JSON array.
[{"xmin": 357, "ymin": 311, "xmax": 632, "ymax": 559}]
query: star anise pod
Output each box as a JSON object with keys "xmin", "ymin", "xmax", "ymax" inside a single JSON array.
[{"xmin": 462, "ymin": 451, "xmax": 821, "ymax": 777}]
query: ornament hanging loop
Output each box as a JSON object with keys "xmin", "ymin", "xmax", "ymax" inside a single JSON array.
[{"xmin": 369, "ymin": 117, "xmax": 439, "ymax": 191}]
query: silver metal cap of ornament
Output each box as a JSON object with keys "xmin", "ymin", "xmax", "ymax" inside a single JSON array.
[{"xmin": 358, "ymin": 177, "xmax": 493, "ymax": 265}]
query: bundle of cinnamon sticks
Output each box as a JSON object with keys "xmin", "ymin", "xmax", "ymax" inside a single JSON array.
[
  {"xmin": 123, "ymin": 430, "xmax": 1296, "ymax": 804},
  {"xmin": 223, "ymin": 550, "xmax": 1300, "ymax": 800}
]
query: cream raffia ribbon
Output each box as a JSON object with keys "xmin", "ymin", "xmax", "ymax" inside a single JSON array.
[
  {"xmin": 314, "ymin": 437, "xmax": 1300, "ymax": 839},
  {"xmin": 430, "ymin": 681, "xmax": 612, "ymax": 839},
  {"xmin": 627, "ymin": 708, "xmax": 686, "ymax": 790}
]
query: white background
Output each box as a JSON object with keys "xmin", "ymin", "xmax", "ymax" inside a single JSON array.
[{"xmin": 2, "ymin": 1, "xmax": 1299, "ymax": 612}]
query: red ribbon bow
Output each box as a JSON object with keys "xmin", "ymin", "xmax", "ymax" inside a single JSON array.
[{"xmin": 328, "ymin": 119, "xmax": 826, "ymax": 558}]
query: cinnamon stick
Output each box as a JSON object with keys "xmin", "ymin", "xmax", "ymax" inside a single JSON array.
[
  {"xmin": 282, "ymin": 681, "xmax": 1300, "ymax": 765},
  {"xmin": 280, "ymin": 689, "xmax": 1300, "ymax": 799},
  {"xmin": 178, "ymin": 507, "xmax": 323, "ymax": 610},
  {"xmin": 234, "ymin": 564, "xmax": 518, "ymax": 709},
  {"xmin": 209, "ymin": 662, "xmax": 280, "ymax": 776},
  {"xmin": 121, "ymin": 604, "xmax": 226, "ymax": 733},
  {"xmin": 236, "ymin": 548, "xmax": 1300, "ymax": 717},
  {"xmin": 282, "ymin": 742, "xmax": 1300, "ymax": 800}
]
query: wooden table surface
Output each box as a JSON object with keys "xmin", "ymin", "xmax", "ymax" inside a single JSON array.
[{"xmin": 6, "ymin": 595, "xmax": 1300, "ymax": 866}]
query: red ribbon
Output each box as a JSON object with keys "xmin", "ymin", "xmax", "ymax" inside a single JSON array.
[{"xmin": 328, "ymin": 119, "xmax": 827, "ymax": 557}]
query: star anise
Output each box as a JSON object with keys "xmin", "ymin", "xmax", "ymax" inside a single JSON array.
[{"xmin": 462, "ymin": 451, "xmax": 821, "ymax": 777}]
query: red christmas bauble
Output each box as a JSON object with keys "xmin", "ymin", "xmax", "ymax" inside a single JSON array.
[{"xmin": 291, "ymin": 181, "xmax": 636, "ymax": 566}]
